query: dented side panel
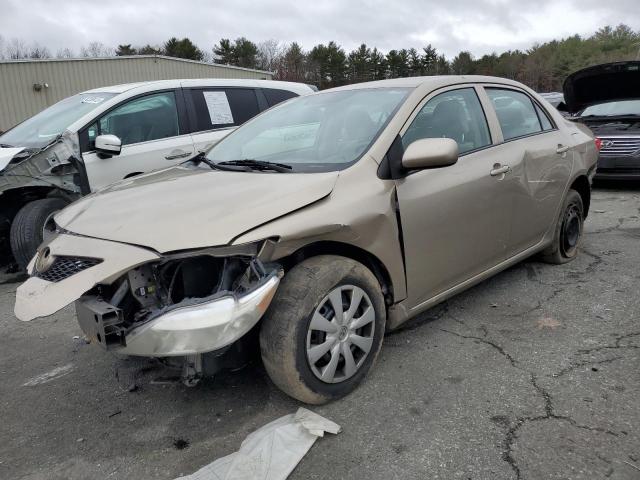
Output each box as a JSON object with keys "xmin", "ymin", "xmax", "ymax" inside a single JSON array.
[{"xmin": 233, "ymin": 156, "xmax": 408, "ymax": 302}]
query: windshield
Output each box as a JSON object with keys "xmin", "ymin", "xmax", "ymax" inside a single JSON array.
[
  {"xmin": 581, "ymin": 100, "xmax": 640, "ymax": 117},
  {"xmin": 205, "ymin": 88, "xmax": 410, "ymax": 172},
  {"xmin": 0, "ymin": 92, "xmax": 117, "ymax": 148}
]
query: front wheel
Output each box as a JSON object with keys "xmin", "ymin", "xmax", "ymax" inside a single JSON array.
[
  {"xmin": 540, "ymin": 189, "xmax": 584, "ymax": 264},
  {"xmin": 10, "ymin": 198, "xmax": 69, "ymax": 270},
  {"xmin": 260, "ymin": 255, "xmax": 386, "ymax": 404}
]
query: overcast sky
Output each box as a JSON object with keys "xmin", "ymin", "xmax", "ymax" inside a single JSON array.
[{"xmin": 2, "ymin": 0, "xmax": 639, "ymax": 59}]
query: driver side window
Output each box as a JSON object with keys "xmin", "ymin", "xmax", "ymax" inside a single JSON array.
[
  {"xmin": 98, "ymin": 92, "xmax": 179, "ymax": 146},
  {"xmin": 402, "ymin": 88, "xmax": 491, "ymax": 155}
]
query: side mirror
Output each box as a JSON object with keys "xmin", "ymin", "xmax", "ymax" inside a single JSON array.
[
  {"xmin": 95, "ymin": 134, "xmax": 122, "ymax": 157},
  {"xmin": 402, "ymin": 138, "xmax": 459, "ymax": 170}
]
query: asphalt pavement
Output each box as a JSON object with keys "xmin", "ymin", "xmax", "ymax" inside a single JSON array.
[{"xmin": 0, "ymin": 184, "xmax": 638, "ymax": 480}]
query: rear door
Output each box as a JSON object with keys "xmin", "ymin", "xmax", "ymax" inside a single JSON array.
[
  {"xmin": 80, "ymin": 89, "xmax": 194, "ymax": 190},
  {"xmin": 481, "ymin": 87, "xmax": 573, "ymax": 254},
  {"xmin": 395, "ymin": 86, "xmax": 514, "ymax": 307},
  {"xmin": 185, "ymin": 87, "xmax": 261, "ymax": 153}
]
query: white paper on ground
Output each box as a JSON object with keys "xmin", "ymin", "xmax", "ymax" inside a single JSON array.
[
  {"xmin": 175, "ymin": 408, "xmax": 341, "ymax": 480},
  {"xmin": 203, "ymin": 91, "xmax": 234, "ymax": 125},
  {"xmin": 0, "ymin": 147, "xmax": 25, "ymax": 172}
]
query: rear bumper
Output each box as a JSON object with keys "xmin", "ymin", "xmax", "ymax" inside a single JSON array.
[
  {"xmin": 594, "ymin": 155, "xmax": 640, "ymax": 180},
  {"xmin": 75, "ymin": 270, "xmax": 280, "ymax": 357}
]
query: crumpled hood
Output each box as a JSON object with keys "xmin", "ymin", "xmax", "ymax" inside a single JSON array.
[
  {"xmin": 0, "ymin": 147, "xmax": 26, "ymax": 172},
  {"xmin": 55, "ymin": 166, "xmax": 338, "ymax": 252},
  {"xmin": 563, "ymin": 61, "xmax": 640, "ymax": 113}
]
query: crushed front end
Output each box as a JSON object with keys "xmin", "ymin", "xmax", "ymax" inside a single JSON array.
[{"xmin": 15, "ymin": 234, "xmax": 281, "ymax": 385}]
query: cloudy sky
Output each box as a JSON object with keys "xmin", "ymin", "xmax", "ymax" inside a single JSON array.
[{"xmin": 2, "ymin": 0, "xmax": 639, "ymax": 58}]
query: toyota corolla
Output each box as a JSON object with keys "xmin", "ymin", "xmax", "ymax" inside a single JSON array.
[{"xmin": 14, "ymin": 76, "xmax": 598, "ymax": 404}]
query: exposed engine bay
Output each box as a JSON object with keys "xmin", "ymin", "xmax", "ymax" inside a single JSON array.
[{"xmin": 75, "ymin": 253, "xmax": 281, "ymax": 385}]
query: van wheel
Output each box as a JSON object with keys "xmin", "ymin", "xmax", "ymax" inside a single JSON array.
[
  {"xmin": 540, "ymin": 189, "xmax": 584, "ymax": 264},
  {"xmin": 260, "ymin": 255, "xmax": 386, "ymax": 404},
  {"xmin": 10, "ymin": 198, "xmax": 68, "ymax": 270}
]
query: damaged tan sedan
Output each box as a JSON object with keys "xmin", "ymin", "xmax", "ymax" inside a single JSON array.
[{"xmin": 15, "ymin": 76, "xmax": 598, "ymax": 404}]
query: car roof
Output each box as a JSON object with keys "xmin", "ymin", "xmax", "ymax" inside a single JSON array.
[
  {"xmin": 82, "ymin": 79, "xmax": 314, "ymax": 95},
  {"xmin": 324, "ymin": 75, "xmax": 527, "ymax": 92}
]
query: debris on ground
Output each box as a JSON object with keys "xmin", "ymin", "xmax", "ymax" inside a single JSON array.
[{"xmin": 174, "ymin": 408, "xmax": 341, "ymax": 480}]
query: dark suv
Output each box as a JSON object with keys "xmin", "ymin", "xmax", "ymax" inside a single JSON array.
[{"xmin": 564, "ymin": 61, "xmax": 640, "ymax": 180}]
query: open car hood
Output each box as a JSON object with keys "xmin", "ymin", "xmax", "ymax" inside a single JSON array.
[
  {"xmin": 55, "ymin": 166, "xmax": 338, "ymax": 252},
  {"xmin": 563, "ymin": 61, "xmax": 640, "ymax": 114}
]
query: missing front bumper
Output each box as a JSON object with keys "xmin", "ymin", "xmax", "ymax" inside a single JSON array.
[{"xmin": 75, "ymin": 271, "xmax": 281, "ymax": 357}]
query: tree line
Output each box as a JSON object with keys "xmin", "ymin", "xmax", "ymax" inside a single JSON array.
[{"xmin": 1, "ymin": 24, "xmax": 638, "ymax": 91}]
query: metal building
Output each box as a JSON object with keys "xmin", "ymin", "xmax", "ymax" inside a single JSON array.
[{"xmin": 0, "ymin": 55, "xmax": 273, "ymax": 131}]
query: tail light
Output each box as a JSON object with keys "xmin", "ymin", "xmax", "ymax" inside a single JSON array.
[{"xmin": 594, "ymin": 137, "xmax": 602, "ymax": 151}]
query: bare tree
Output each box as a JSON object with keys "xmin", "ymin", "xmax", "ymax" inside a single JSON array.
[
  {"xmin": 0, "ymin": 35, "xmax": 5, "ymax": 60},
  {"xmin": 6, "ymin": 38, "xmax": 29, "ymax": 59},
  {"xmin": 256, "ymin": 39, "xmax": 284, "ymax": 72},
  {"xmin": 80, "ymin": 41, "xmax": 114, "ymax": 58},
  {"xmin": 56, "ymin": 48, "xmax": 75, "ymax": 58},
  {"xmin": 29, "ymin": 43, "xmax": 51, "ymax": 59}
]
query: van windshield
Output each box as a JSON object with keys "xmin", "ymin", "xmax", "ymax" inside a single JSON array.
[
  {"xmin": 205, "ymin": 88, "xmax": 410, "ymax": 172},
  {"xmin": 0, "ymin": 93, "xmax": 117, "ymax": 149}
]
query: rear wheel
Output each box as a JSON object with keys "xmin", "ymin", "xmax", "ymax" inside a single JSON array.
[
  {"xmin": 540, "ymin": 189, "xmax": 584, "ymax": 264},
  {"xmin": 260, "ymin": 255, "xmax": 386, "ymax": 404},
  {"xmin": 10, "ymin": 198, "xmax": 68, "ymax": 270}
]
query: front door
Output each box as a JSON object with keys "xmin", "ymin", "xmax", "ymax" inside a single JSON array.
[
  {"xmin": 82, "ymin": 91, "xmax": 194, "ymax": 191},
  {"xmin": 395, "ymin": 86, "xmax": 514, "ymax": 307}
]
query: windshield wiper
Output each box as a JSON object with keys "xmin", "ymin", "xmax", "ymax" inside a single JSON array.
[
  {"xmin": 218, "ymin": 159, "xmax": 293, "ymax": 173},
  {"xmin": 188, "ymin": 152, "xmax": 251, "ymax": 172}
]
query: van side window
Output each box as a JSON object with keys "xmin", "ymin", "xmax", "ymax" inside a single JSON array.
[
  {"xmin": 263, "ymin": 89, "xmax": 298, "ymax": 107},
  {"xmin": 98, "ymin": 92, "xmax": 179, "ymax": 146},
  {"xmin": 487, "ymin": 88, "xmax": 543, "ymax": 140},
  {"xmin": 402, "ymin": 88, "xmax": 491, "ymax": 154},
  {"xmin": 191, "ymin": 88, "xmax": 260, "ymax": 132}
]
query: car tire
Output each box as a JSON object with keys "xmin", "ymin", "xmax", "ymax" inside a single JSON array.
[
  {"xmin": 540, "ymin": 189, "xmax": 584, "ymax": 264},
  {"xmin": 260, "ymin": 255, "xmax": 386, "ymax": 404},
  {"xmin": 10, "ymin": 197, "xmax": 68, "ymax": 270}
]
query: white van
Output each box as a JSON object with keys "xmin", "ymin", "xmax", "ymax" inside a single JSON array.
[{"xmin": 0, "ymin": 79, "xmax": 314, "ymax": 267}]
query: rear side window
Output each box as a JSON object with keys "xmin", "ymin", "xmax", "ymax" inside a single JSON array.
[
  {"xmin": 402, "ymin": 87, "xmax": 491, "ymax": 155},
  {"xmin": 263, "ymin": 88, "xmax": 298, "ymax": 107},
  {"xmin": 534, "ymin": 103, "xmax": 554, "ymax": 131},
  {"xmin": 98, "ymin": 92, "xmax": 179, "ymax": 146},
  {"xmin": 191, "ymin": 88, "xmax": 260, "ymax": 132},
  {"xmin": 487, "ymin": 88, "xmax": 542, "ymax": 140}
]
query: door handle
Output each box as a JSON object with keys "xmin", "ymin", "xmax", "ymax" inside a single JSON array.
[
  {"xmin": 490, "ymin": 164, "xmax": 510, "ymax": 176},
  {"xmin": 165, "ymin": 151, "xmax": 192, "ymax": 160},
  {"xmin": 556, "ymin": 145, "xmax": 570, "ymax": 154}
]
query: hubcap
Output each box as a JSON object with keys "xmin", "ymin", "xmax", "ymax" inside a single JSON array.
[{"xmin": 306, "ymin": 285, "xmax": 376, "ymax": 384}]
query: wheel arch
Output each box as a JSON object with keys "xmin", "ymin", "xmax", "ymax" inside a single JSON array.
[
  {"xmin": 570, "ymin": 175, "xmax": 591, "ymax": 217},
  {"xmin": 281, "ymin": 241, "xmax": 395, "ymax": 306}
]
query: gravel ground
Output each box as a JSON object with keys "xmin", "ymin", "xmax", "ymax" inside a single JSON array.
[{"xmin": 0, "ymin": 184, "xmax": 638, "ymax": 480}]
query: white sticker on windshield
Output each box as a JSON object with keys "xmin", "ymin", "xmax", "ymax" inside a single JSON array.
[
  {"xmin": 81, "ymin": 96, "xmax": 105, "ymax": 104},
  {"xmin": 203, "ymin": 91, "xmax": 234, "ymax": 125}
]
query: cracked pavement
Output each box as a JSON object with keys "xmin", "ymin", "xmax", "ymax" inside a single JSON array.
[{"xmin": 0, "ymin": 184, "xmax": 639, "ymax": 479}]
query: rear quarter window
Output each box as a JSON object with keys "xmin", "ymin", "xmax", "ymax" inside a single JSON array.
[
  {"xmin": 263, "ymin": 89, "xmax": 299, "ymax": 107},
  {"xmin": 191, "ymin": 88, "xmax": 260, "ymax": 132}
]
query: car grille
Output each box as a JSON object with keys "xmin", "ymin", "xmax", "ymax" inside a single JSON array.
[
  {"xmin": 599, "ymin": 137, "xmax": 640, "ymax": 157},
  {"xmin": 36, "ymin": 256, "xmax": 103, "ymax": 283}
]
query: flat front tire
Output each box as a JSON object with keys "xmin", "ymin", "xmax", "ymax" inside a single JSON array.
[
  {"xmin": 260, "ymin": 255, "xmax": 386, "ymax": 404},
  {"xmin": 540, "ymin": 189, "xmax": 584, "ymax": 264},
  {"xmin": 10, "ymin": 198, "xmax": 68, "ymax": 270}
]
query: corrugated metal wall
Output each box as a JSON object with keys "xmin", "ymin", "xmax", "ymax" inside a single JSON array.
[{"xmin": 0, "ymin": 56, "xmax": 272, "ymax": 131}]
